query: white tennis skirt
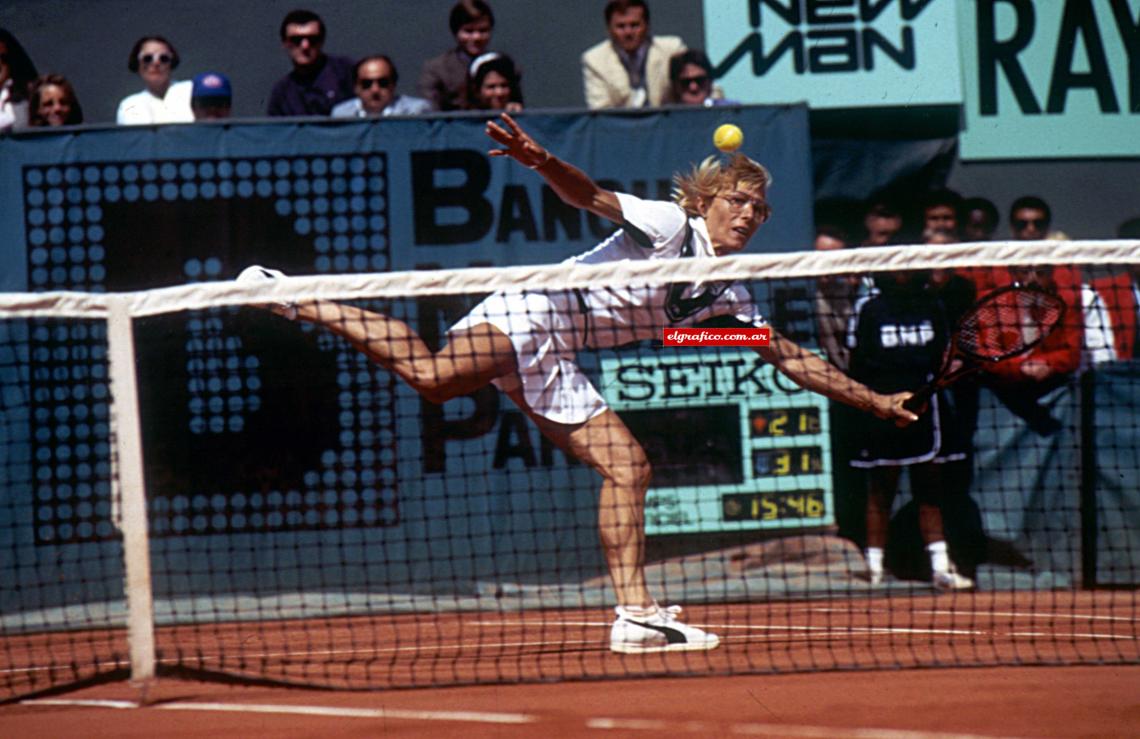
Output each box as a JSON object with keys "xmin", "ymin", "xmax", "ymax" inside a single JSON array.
[{"xmin": 449, "ymin": 290, "xmax": 608, "ymax": 426}]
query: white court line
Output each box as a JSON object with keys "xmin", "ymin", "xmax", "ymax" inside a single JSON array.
[
  {"xmin": 23, "ymin": 698, "xmax": 535, "ymax": 724},
  {"xmin": 587, "ymin": 716, "xmax": 1028, "ymax": 739},
  {"xmin": 814, "ymin": 607, "xmax": 1139, "ymax": 623},
  {"xmin": 915, "ymin": 610, "xmax": 1139, "ymax": 623},
  {"xmin": 472, "ymin": 620, "xmax": 986, "ymax": 637},
  {"xmin": 22, "ymin": 700, "xmax": 1027, "ymax": 737}
]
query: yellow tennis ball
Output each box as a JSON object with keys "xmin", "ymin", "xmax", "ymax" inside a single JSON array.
[{"xmin": 713, "ymin": 124, "xmax": 743, "ymax": 152}]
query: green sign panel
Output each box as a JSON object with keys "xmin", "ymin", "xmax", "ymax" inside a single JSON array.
[
  {"xmin": 601, "ymin": 349, "xmax": 833, "ymax": 535},
  {"xmin": 959, "ymin": 0, "xmax": 1140, "ymax": 159},
  {"xmin": 704, "ymin": 0, "xmax": 962, "ymax": 109}
]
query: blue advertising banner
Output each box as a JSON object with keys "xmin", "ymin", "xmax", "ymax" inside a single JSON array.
[
  {"xmin": 0, "ymin": 107, "xmax": 814, "ymax": 294},
  {"xmin": 0, "ymin": 108, "xmax": 816, "ymax": 618}
]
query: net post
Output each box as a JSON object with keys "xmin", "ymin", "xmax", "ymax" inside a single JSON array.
[{"xmin": 106, "ymin": 296, "xmax": 157, "ymax": 695}]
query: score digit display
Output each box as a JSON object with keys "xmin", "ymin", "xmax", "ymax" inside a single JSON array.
[
  {"xmin": 750, "ymin": 407, "xmax": 820, "ymax": 437},
  {"xmin": 601, "ymin": 349, "xmax": 832, "ymax": 534}
]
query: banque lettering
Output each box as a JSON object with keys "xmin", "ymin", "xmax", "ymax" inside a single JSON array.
[
  {"xmin": 411, "ymin": 150, "xmax": 672, "ymax": 246},
  {"xmin": 714, "ymin": 0, "xmax": 938, "ymax": 78}
]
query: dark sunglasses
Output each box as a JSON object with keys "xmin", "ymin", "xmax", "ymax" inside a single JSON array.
[
  {"xmin": 0, "ymin": 53, "xmax": 9, "ymax": 65},
  {"xmin": 139, "ymin": 53, "xmax": 173, "ymax": 66},
  {"xmin": 679, "ymin": 74, "xmax": 710, "ymax": 88},
  {"xmin": 358, "ymin": 77, "xmax": 394, "ymax": 90},
  {"xmin": 1013, "ymin": 218, "xmax": 1048, "ymax": 230},
  {"xmin": 286, "ymin": 33, "xmax": 322, "ymax": 46}
]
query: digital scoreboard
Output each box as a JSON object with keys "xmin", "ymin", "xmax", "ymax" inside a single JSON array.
[{"xmin": 601, "ymin": 349, "xmax": 832, "ymax": 535}]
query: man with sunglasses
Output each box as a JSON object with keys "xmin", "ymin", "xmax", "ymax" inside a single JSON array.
[
  {"xmin": 267, "ymin": 9, "xmax": 354, "ymax": 117},
  {"xmin": 332, "ymin": 56, "xmax": 433, "ymax": 119},
  {"xmin": 1009, "ymin": 196, "xmax": 1053, "ymax": 242}
]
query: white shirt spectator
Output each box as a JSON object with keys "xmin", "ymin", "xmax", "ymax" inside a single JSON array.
[
  {"xmin": 0, "ymin": 78, "xmax": 29, "ymax": 131},
  {"xmin": 116, "ymin": 80, "xmax": 194, "ymax": 125},
  {"xmin": 330, "ymin": 94, "xmax": 433, "ymax": 118},
  {"xmin": 1082, "ymin": 283, "xmax": 1117, "ymax": 367}
]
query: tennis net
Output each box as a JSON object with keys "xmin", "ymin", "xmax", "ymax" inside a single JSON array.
[{"xmin": 2, "ymin": 239, "xmax": 1138, "ymax": 700}]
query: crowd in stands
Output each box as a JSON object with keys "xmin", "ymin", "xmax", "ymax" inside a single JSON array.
[
  {"xmin": 814, "ymin": 188, "xmax": 1140, "ymax": 587},
  {"xmin": 0, "ymin": 0, "xmax": 735, "ymax": 131}
]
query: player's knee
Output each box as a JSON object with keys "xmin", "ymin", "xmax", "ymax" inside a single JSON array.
[
  {"xmin": 408, "ymin": 367, "xmax": 459, "ymax": 404},
  {"xmin": 609, "ymin": 457, "xmax": 652, "ymax": 493}
]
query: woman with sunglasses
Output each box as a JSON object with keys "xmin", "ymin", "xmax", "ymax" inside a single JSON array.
[
  {"xmin": 667, "ymin": 49, "xmax": 736, "ymax": 108},
  {"xmin": 331, "ymin": 56, "xmax": 433, "ymax": 118},
  {"xmin": 116, "ymin": 35, "xmax": 193, "ymax": 125}
]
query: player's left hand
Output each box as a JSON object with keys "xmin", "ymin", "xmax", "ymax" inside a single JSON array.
[
  {"xmin": 877, "ymin": 391, "xmax": 920, "ymax": 427},
  {"xmin": 486, "ymin": 112, "xmax": 550, "ymax": 169}
]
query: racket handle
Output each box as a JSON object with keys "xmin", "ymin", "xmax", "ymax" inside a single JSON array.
[{"xmin": 902, "ymin": 384, "xmax": 936, "ymax": 414}]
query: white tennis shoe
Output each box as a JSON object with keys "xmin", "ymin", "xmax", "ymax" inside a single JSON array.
[
  {"xmin": 932, "ymin": 564, "xmax": 975, "ymax": 592},
  {"xmin": 610, "ymin": 604, "xmax": 720, "ymax": 654},
  {"xmin": 236, "ymin": 265, "xmax": 298, "ymax": 320}
]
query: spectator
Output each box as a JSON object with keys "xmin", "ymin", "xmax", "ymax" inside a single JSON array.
[
  {"xmin": 582, "ymin": 0, "xmax": 685, "ymax": 109},
  {"xmin": 920, "ymin": 189, "xmax": 963, "ymax": 240},
  {"xmin": 190, "ymin": 72, "xmax": 232, "ymax": 121},
  {"xmin": 962, "ymin": 197, "xmax": 999, "ymax": 242},
  {"xmin": 267, "ymin": 9, "xmax": 354, "ymax": 117},
  {"xmin": 813, "ymin": 224, "xmax": 856, "ymax": 371},
  {"xmin": 0, "ymin": 28, "xmax": 39, "ymax": 132},
  {"xmin": 985, "ymin": 262, "xmax": 1082, "ymax": 386},
  {"xmin": 117, "ymin": 36, "xmax": 194, "ymax": 124},
  {"xmin": 28, "ymin": 74, "xmax": 84, "ymax": 127},
  {"xmin": 418, "ymin": 0, "xmax": 497, "ymax": 112},
  {"xmin": 466, "ymin": 52, "xmax": 522, "ymax": 111},
  {"xmin": 667, "ymin": 49, "xmax": 734, "ymax": 107},
  {"xmin": 861, "ymin": 197, "xmax": 904, "ymax": 247},
  {"xmin": 847, "ymin": 260, "xmax": 975, "ymax": 590},
  {"xmin": 333, "ymin": 56, "xmax": 433, "ymax": 118},
  {"xmin": 1089, "ymin": 218, "xmax": 1140, "ymax": 362},
  {"xmin": 1009, "ymin": 195, "xmax": 1051, "ymax": 241}
]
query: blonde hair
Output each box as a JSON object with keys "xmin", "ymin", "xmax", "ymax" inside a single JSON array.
[{"xmin": 672, "ymin": 153, "xmax": 772, "ymax": 218}]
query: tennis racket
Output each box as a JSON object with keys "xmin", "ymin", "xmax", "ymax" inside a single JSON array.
[{"xmin": 903, "ymin": 284, "xmax": 1067, "ymax": 414}]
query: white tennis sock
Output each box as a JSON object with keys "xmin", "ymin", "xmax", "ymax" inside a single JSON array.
[
  {"xmin": 865, "ymin": 547, "xmax": 884, "ymax": 575},
  {"xmin": 927, "ymin": 540, "xmax": 950, "ymax": 574},
  {"xmin": 620, "ymin": 603, "xmax": 658, "ymax": 618}
]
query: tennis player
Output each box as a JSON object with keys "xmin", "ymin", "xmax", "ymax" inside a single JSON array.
[{"xmin": 240, "ymin": 112, "xmax": 918, "ymax": 654}]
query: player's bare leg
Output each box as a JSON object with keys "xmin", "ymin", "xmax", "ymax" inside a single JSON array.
[
  {"xmin": 510, "ymin": 398, "xmax": 719, "ymax": 652},
  {"xmin": 293, "ymin": 301, "xmax": 517, "ymax": 403}
]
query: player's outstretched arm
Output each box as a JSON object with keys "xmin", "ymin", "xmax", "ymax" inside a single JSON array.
[
  {"xmin": 485, "ymin": 112, "xmax": 623, "ymax": 224},
  {"xmin": 757, "ymin": 330, "xmax": 918, "ymax": 426}
]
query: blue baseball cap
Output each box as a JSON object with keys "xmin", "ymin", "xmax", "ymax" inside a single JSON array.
[{"xmin": 192, "ymin": 72, "xmax": 232, "ymax": 101}]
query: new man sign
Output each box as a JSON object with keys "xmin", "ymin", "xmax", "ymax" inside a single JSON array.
[{"xmin": 704, "ymin": 0, "xmax": 963, "ymax": 109}]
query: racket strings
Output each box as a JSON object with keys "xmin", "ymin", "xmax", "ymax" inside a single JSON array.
[{"xmin": 957, "ymin": 289, "xmax": 1065, "ymax": 360}]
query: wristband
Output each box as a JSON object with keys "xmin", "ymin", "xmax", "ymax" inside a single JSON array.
[{"xmin": 526, "ymin": 152, "xmax": 553, "ymax": 170}]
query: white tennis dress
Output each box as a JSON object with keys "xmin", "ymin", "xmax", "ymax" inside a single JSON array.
[{"xmin": 450, "ymin": 192, "xmax": 766, "ymax": 425}]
